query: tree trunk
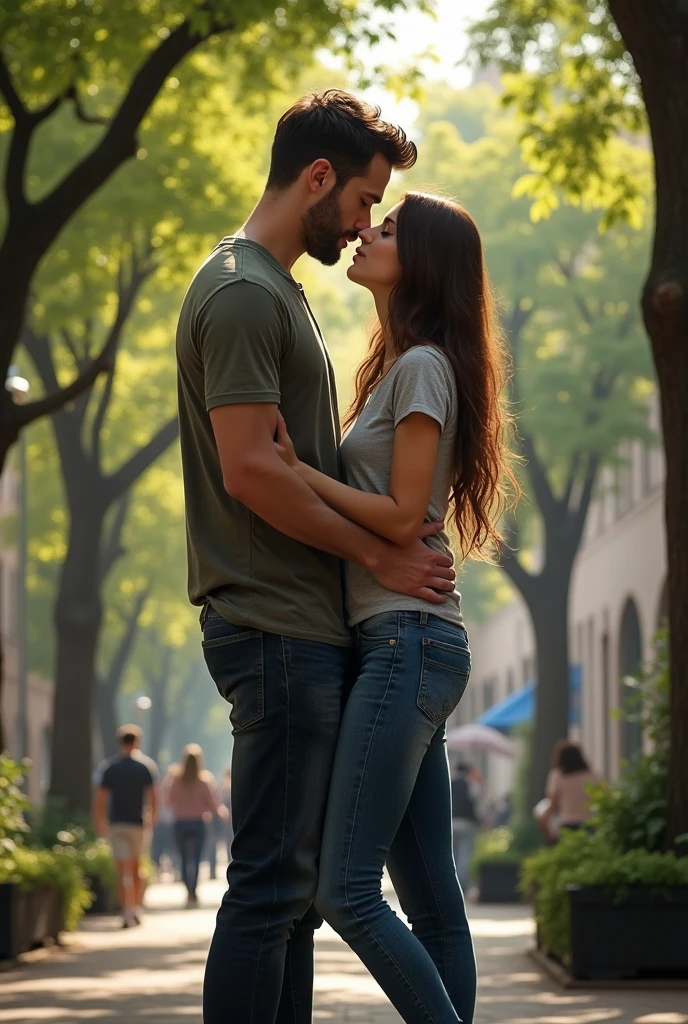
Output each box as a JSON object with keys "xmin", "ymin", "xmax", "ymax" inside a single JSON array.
[
  {"xmin": 607, "ymin": 0, "xmax": 688, "ymax": 846},
  {"xmin": 525, "ymin": 578, "xmax": 572, "ymax": 810},
  {"xmin": 96, "ymin": 680, "xmax": 119, "ymax": 761},
  {"xmin": 49, "ymin": 508, "xmax": 105, "ymax": 815}
]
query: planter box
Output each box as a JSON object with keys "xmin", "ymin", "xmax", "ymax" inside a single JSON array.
[
  {"xmin": 477, "ymin": 861, "xmax": 522, "ymax": 903},
  {"xmin": 84, "ymin": 875, "xmax": 118, "ymax": 915},
  {"xmin": 0, "ymin": 883, "xmax": 64, "ymax": 960},
  {"xmin": 568, "ymin": 885, "xmax": 688, "ymax": 981}
]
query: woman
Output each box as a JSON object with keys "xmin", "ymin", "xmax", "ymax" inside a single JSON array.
[
  {"xmin": 275, "ymin": 191, "xmax": 516, "ymax": 1023},
  {"xmin": 167, "ymin": 744, "xmax": 228, "ymax": 907},
  {"xmin": 539, "ymin": 740, "xmax": 597, "ymax": 841}
]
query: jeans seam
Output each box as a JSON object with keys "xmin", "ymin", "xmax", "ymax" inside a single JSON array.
[
  {"xmin": 408, "ymin": 802, "xmax": 454, "ymax": 999},
  {"xmin": 341, "ymin": 625, "xmax": 438, "ymax": 1024},
  {"xmin": 247, "ymin": 636, "xmax": 291, "ymax": 1024}
]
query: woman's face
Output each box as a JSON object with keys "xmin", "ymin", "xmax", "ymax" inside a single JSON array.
[{"xmin": 347, "ymin": 200, "xmax": 403, "ymax": 292}]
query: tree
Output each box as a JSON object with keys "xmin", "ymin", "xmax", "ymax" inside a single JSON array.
[
  {"xmin": 0, "ymin": 0, "xmax": 429, "ymax": 468},
  {"xmin": 466, "ymin": 0, "xmax": 688, "ymax": 846},
  {"xmin": 407, "ymin": 88, "xmax": 653, "ymax": 803}
]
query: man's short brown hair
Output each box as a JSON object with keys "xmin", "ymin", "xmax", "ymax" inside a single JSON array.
[
  {"xmin": 117, "ymin": 724, "xmax": 142, "ymax": 746},
  {"xmin": 266, "ymin": 89, "xmax": 417, "ymax": 191}
]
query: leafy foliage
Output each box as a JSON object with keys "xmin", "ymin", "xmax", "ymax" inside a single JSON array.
[
  {"xmin": 0, "ymin": 844, "xmax": 92, "ymax": 930},
  {"xmin": 0, "ymin": 754, "xmax": 30, "ymax": 849},
  {"xmin": 0, "ymin": 761, "xmax": 92, "ymax": 928},
  {"xmin": 521, "ymin": 829, "xmax": 688, "ymax": 964},
  {"xmin": 589, "ymin": 630, "xmax": 684, "ymax": 854},
  {"xmin": 466, "ymin": 1, "xmax": 647, "ymax": 229}
]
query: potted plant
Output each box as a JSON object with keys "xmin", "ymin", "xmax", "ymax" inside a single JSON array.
[
  {"xmin": 0, "ymin": 757, "xmax": 91, "ymax": 960},
  {"xmin": 522, "ymin": 830, "xmax": 688, "ymax": 980},
  {"xmin": 472, "ymin": 827, "xmax": 523, "ymax": 903},
  {"xmin": 522, "ymin": 633, "xmax": 688, "ymax": 981}
]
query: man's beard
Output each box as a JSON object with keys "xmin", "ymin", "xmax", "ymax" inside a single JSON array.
[{"xmin": 302, "ymin": 186, "xmax": 356, "ymax": 266}]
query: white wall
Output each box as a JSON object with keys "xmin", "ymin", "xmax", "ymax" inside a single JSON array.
[{"xmin": 460, "ymin": 398, "xmax": 667, "ymax": 799}]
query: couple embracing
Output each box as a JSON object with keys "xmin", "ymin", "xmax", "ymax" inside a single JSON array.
[{"xmin": 176, "ymin": 90, "xmax": 513, "ymax": 1024}]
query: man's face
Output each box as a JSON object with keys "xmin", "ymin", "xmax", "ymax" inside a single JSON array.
[{"xmin": 302, "ymin": 152, "xmax": 392, "ymax": 266}]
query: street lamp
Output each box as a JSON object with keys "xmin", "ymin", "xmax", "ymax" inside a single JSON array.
[{"xmin": 5, "ymin": 366, "xmax": 30, "ymax": 763}]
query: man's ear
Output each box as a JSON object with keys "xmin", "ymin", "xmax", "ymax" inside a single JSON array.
[{"xmin": 306, "ymin": 158, "xmax": 335, "ymax": 194}]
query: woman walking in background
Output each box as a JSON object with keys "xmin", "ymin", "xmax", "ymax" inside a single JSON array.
[
  {"xmin": 167, "ymin": 744, "xmax": 228, "ymax": 907},
  {"xmin": 538, "ymin": 740, "xmax": 598, "ymax": 841},
  {"xmin": 276, "ymin": 191, "xmax": 517, "ymax": 1024}
]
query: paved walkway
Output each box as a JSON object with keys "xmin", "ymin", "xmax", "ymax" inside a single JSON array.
[{"xmin": 1, "ymin": 875, "xmax": 686, "ymax": 1023}]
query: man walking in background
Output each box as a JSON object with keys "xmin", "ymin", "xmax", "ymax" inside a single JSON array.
[
  {"xmin": 95, "ymin": 724, "xmax": 159, "ymax": 929},
  {"xmin": 451, "ymin": 760, "xmax": 482, "ymax": 893}
]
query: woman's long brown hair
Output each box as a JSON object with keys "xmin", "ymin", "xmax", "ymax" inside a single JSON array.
[
  {"xmin": 179, "ymin": 743, "xmax": 203, "ymax": 786},
  {"xmin": 344, "ymin": 191, "xmax": 518, "ymax": 559}
]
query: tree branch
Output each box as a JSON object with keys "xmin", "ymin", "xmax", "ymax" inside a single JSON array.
[
  {"xmin": 15, "ymin": 340, "xmax": 116, "ymax": 428},
  {"xmin": 497, "ymin": 539, "xmax": 537, "ymax": 606},
  {"xmin": 65, "ymin": 85, "xmax": 109, "ymax": 126},
  {"xmin": 571, "ymin": 452, "xmax": 600, "ymax": 541},
  {"xmin": 522, "ymin": 432, "xmax": 558, "ymax": 522},
  {"xmin": 101, "ymin": 585, "xmax": 151, "ymax": 698},
  {"xmin": 98, "ymin": 494, "xmax": 131, "ymax": 584},
  {"xmin": 0, "ymin": 54, "xmax": 27, "ymax": 122},
  {"xmin": 105, "ymin": 417, "xmax": 179, "ymax": 505},
  {"xmin": 35, "ymin": 18, "xmax": 231, "ymax": 253},
  {"xmin": 91, "ymin": 248, "xmax": 156, "ymax": 461},
  {"xmin": 561, "ymin": 451, "xmax": 583, "ymax": 512}
]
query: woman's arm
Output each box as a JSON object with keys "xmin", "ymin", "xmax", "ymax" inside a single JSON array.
[{"xmin": 276, "ymin": 411, "xmax": 442, "ymax": 547}]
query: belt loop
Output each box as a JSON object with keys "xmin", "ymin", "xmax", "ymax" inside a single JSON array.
[
  {"xmin": 199, "ymin": 601, "xmax": 209, "ymax": 629},
  {"xmin": 419, "ymin": 611, "xmax": 428, "ymax": 626}
]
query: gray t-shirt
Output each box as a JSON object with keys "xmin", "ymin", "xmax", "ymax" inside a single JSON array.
[{"xmin": 340, "ymin": 345, "xmax": 463, "ymax": 627}]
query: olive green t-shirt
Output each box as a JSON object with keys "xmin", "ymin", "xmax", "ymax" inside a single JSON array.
[{"xmin": 176, "ymin": 237, "xmax": 350, "ymax": 647}]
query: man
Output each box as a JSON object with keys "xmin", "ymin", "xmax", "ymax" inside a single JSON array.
[
  {"xmin": 95, "ymin": 725, "xmax": 159, "ymax": 928},
  {"xmin": 176, "ymin": 89, "xmax": 456, "ymax": 1023},
  {"xmin": 451, "ymin": 761, "xmax": 482, "ymax": 893}
]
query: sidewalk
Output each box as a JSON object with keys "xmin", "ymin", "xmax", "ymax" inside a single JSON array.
[{"xmin": 0, "ymin": 875, "xmax": 686, "ymax": 1023}]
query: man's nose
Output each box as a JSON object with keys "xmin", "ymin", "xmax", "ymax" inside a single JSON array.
[{"xmin": 354, "ymin": 211, "xmax": 372, "ymax": 232}]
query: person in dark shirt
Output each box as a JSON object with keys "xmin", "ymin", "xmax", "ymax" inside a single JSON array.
[{"xmin": 95, "ymin": 724, "xmax": 159, "ymax": 928}]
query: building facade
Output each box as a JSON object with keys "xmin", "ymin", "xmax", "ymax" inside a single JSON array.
[
  {"xmin": 0, "ymin": 466, "xmax": 53, "ymax": 804},
  {"xmin": 459, "ymin": 398, "xmax": 667, "ymax": 797}
]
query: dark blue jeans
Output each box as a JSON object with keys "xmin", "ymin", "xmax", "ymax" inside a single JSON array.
[
  {"xmin": 200, "ymin": 607, "xmax": 351, "ymax": 1024},
  {"xmin": 174, "ymin": 819, "xmax": 205, "ymax": 897},
  {"xmin": 316, "ymin": 612, "xmax": 476, "ymax": 1024}
]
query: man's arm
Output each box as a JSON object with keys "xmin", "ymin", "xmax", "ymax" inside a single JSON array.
[
  {"xmin": 146, "ymin": 785, "xmax": 159, "ymax": 828},
  {"xmin": 279, "ymin": 412, "xmax": 441, "ymax": 547},
  {"xmin": 210, "ymin": 402, "xmax": 454, "ymax": 602}
]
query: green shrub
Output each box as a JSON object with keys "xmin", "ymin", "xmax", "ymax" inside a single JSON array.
[
  {"xmin": 78, "ymin": 840, "xmax": 117, "ymax": 889},
  {"xmin": 521, "ymin": 829, "xmax": 688, "ymax": 964},
  {"xmin": 0, "ymin": 844, "xmax": 92, "ymax": 931},
  {"xmin": 0, "ymin": 754, "xmax": 30, "ymax": 849},
  {"xmin": 471, "ymin": 827, "xmax": 522, "ymax": 876},
  {"xmin": 589, "ymin": 629, "xmax": 688, "ymax": 854}
]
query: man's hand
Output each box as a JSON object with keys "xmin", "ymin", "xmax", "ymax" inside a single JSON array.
[
  {"xmin": 370, "ymin": 522, "xmax": 455, "ymax": 603},
  {"xmin": 274, "ymin": 412, "xmax": 300, "ymax": 470}
]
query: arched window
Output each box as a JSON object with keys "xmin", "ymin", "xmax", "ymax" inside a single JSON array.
[{"xmin": 619, "ymin": 598, "xmax": 643, "ymax": 763}]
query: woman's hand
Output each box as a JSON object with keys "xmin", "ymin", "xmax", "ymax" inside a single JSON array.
[{"xmin": 274, "ymin": 411, "xmax": 300, "ymax": 470}]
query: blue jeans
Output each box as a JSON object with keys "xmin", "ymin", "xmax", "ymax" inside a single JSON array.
[
  {"xmin": 174, "ymin": 819, "xmax": 206, "ymax": 897},
  {"xmin": 200, "ymin": 607, "xmax": 351, "ymax": 1024},
  {"xmin": 316, "ymin": 612, "xmax": 476, "ymax": 1024}
]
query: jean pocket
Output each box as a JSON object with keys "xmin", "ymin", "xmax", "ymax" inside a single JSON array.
[
  {"xmin": 356, "ymin": 613, "xmax": 399, "ymax": 648},
  {"xmin": 417, "ymin": 636, "xmax": 470, "ymax": 725},
  {"xmin": 202, "ymin": 626, "xmax": 264, "ymax": 733}
]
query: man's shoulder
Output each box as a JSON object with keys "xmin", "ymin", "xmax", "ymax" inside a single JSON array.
[
  {"xmin": 132, "ymin": 752, "xmax": 159, "ymax": 779},
  {"xmin": 194, "ymin": 238, "xmax": 292, "ymax": 304}
]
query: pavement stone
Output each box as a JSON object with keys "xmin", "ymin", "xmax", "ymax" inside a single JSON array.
[{"xmin": 0, "ymin": 874, "xmax": 686, "ymax": 1023}]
